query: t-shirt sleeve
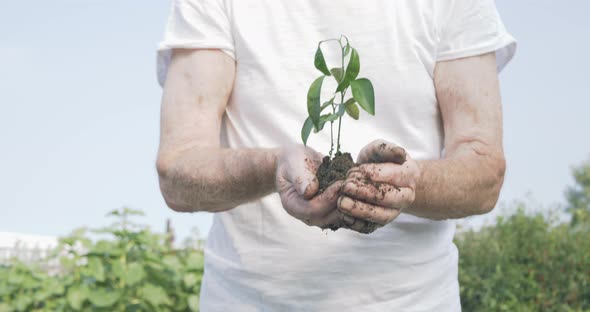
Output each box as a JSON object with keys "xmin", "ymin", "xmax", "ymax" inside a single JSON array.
[
  {"xmin": 156, "ymin": 0, "xmax": 234, "ymax": 87},
  {"xmin": 436, "ymin": 0, "xmax": 516, "ymax": 72}
]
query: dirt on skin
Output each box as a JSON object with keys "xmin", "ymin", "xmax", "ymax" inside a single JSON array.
[
  {"xmin": 369, "ymin": 142, "xmax": 407, "ymax": 164},
  {"xmin": 316, "ymin": 145, "xmax": 408, "ymax": 233},
  {"xmin": 316, "ymin": 152, "xmax": 356, "ymax": 194}
]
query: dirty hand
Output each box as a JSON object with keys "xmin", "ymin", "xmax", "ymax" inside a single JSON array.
[
  {"xmin": 338, "ymin": 139, "xmax": 420, "ymax": 233},
  {"xmin": 276, "ymin": 145, "xmax": 345, "ymax": 229}
]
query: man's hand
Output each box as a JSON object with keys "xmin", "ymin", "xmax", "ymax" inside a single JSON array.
[
  {"xmin": 338, "ymin": 140, "xmax": 420, "ymax": 233},
  {"xmin": 276, "ymin": 145, "xmax": 345, "ymax": 229}
]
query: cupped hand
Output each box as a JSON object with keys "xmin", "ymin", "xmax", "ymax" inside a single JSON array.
[
  {"xmin": 338, "ymin": 139, "xmax": 420, "ymax": 233},
  {"xmin": 276, "ymin": 145, "xmax": 345, "ymax": 229}
]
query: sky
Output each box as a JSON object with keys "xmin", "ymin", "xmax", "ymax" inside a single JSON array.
[{"xmin": 1, "ymin": 0, "xmax": 589, "ymax": 241}]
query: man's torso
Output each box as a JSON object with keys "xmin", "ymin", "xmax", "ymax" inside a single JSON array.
[{"xmin": 204, "ymin": 1, "xmax": 460, "ymax": 311}]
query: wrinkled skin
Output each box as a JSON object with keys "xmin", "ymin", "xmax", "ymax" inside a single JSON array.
[
  {"xmin": 276, "ymin": 145, "xmax": 345, "ymax": 229},
  {"xmin": 338, "ymin": 139, "xmax": 420, "ymax": 234}
]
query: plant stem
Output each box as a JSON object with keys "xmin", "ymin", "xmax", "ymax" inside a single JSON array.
[
  {"xmin": 337, "ymin": 94, "xmax": 344, "ymax": 154},
  {"xmin": 329, "ymin": 78, "xmax": 340, "ymax": 157},
  {"xmin": 329, "ymin": 121, "xmax": 334, "ymax": 158},
  {"xmin": 325, "ymin": 36, "xmax": 351, "ymax": 158},
  {"xmin": 336, "ymin": 42, "xmax": 346, "ymax": 155}
]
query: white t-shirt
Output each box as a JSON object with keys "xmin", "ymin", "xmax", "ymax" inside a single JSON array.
[{"xmin": 157, "ymin": 1, "xmax": 516, "ymax": 311}]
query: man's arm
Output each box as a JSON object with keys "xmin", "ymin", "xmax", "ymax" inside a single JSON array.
[
  {"xmin": 410, "ymin": 52, "xmax": 505, "ymax": 219},
  {"xmin": 157, "ymin": 49, "xmax": 343, "ymax": 228},
  {"xmin": 156, "ymin": 49, "xmax": 279, "ymax": 212},
  {"xmin": 338, "ymin": 52, "xmax": 505, "ymax": 229}
]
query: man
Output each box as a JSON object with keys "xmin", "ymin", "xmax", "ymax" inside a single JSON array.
[{"xmin": 156, "ymin": 0, "xmax": 516, "ymax": 310}]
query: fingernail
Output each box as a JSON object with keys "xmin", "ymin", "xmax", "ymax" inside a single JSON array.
[
  {"xmin": 339, "ymin": 196, "xmax": 354, "ymax": 211},
  {"xmin": 342, "ymin": 214, "xmax": 355, "ymax": 225},
  {"xmin": 298, "ymin": 183, "xmax": 309, "ymax": 196},
  {"xmin": 344, "ymin": 182, "xmax": 357, "ymax": 194}
]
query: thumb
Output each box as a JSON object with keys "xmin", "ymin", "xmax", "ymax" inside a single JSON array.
[
  {"xmin": 297, "ymin": 148, "xmax": 324, "ymax": 199},
  {"xmin": 357, "ymin": 139, "xmax": 407, "ymax": 164},
  {"xmin": 293, "ymin": 166, "xmax": 318, "ymax": 200},
  {"xmin": 283, "ymin": 145, "xmax": 322, "ymax": 199}
]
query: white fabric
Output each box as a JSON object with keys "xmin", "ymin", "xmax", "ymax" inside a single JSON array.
[{"xmin": 157, "ymin": 0, "xmax": 516, "ymax": 311}]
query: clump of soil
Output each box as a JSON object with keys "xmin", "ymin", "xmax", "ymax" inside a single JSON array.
[
  {"xmin": 315, "ymin": 145, "xmax": 408, "ymax": 233},
  {"xmin": 315, "ymin": 152, "xmax": 383, "ymax": 233},
  {"xmin": 316, "ymin": 152, "xmax": 356, "ymax": 194}
]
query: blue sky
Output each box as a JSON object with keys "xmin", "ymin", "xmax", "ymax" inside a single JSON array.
[{"xmin": 1, "ymin": 1, "xmax": 589, "ymax": 240}]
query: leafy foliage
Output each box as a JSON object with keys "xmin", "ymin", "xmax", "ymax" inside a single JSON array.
[
  {"xmin": 566, "ymin": 159, "xmax": 590, "ymax": 225},
  {"xmin": 303, "ymin": 35, "xmax": 375, "ymax": 157},
  {"xmin": 350, "ymin": 79, "xmax": 375, "ymax": 116},
  {"xmin": 306, "ymin": 76, "xmax": 325, "ymax": 131},
  {"xmin": 456, "ymin": 205, "xmax": 590, "ymax": 311},
  {"xmin": 0, "ymin": 208, "xmax": 204, "ymax": 311},
  {"xmin": 4, "ymin": 159, "xmax": 590, "ymax": 310}
]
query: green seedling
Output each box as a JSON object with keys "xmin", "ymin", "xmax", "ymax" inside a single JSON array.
[{"xmin": 302, "ymin": 35, "xmax": 375, "ymax": 157}]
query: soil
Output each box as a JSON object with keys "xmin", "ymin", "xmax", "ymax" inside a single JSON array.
[
  {"xmin": 315, "ymin": 147, "xmax": 407, "ymax": 234},
  {"xmin": 316, "ymin": 152, "xmax": 356, "ymax": 194}
]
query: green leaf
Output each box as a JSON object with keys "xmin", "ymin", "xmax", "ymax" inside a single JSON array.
[
  {"xmin": 320, "ymin": 97, "xmax": 334, "ymax": 112},
  {"xmin": 330, "ymin": 67, "xmax": 344, "ymax": 83},
  {"xmin": 301, "ymin": 117, "xmax": 314, "ymax": 146},
  {"xmin": 313, "ymin": 117, "xmax": 327, "ymax": 133},
  {"xmin": 111, "ymin": 259, "xmax": 124, "ymax": 276},
  {"xmin": 325, "ymin": 113, "xmax": 340, "ymax": 122},
  {"xmin": 337, "ymin": 102, "xmax": 346, "ymax": 118},
  {"xmin": 107, "ymin": 207, "xmax": 145, "ymax": 218},
  {"xmin": 122, "ymin": 207, "xmax": 145, "ymax": 216},
  {"xmin": 314, "ymin": 45, "xmax": 331, "ymax": 76},
  {"xmin": 350, "ymin": 78, "xmax": 375, "ymax": 115},
  {"xmin": 163, "ymin": 255, "xmax": 182, "ymax": 272},
  {"xmin": 34, "ymin": 289, "xmax": 52, "ymax": 302},
  {"xmin": 336, "ymin": 48, "xmax": 360, "ymax": 92},
  {"xmin": 141, "ymin": 284, "xmax": 171, "ymax": 307},
  {"xmin": 343, "ymin": 98, "xmax": 359, "ymax": 120},
  {"xmin": 343, "ymin": 40, "xmax": 351, "ymax": 57},
  {"xmin": 125, "ymin": 262, "xmax": 146, "ymax": 286},
  {"xmin": 8, "ymin": 272, "xmax": 24, "ymax": 285},
  {"xmin": 347, "ymin": 48, "xmax": 360, "ymax": 80},
  {"xmin": 144, "ymin": 265, "xmax": 175, "ymax": 290},
  {"xmin": 87, "ymin": 257, "xmax": 105, "ymax": 282},
  {"xmin": 186, "ymin": 252, "xmax": 204, "ymax": 270},
  {"xmin": 21, "ymin": 275, "xmax": 37, "ymax": 290},
  {"xmin": 183, "ymin": 273, "xmax": 201, "ymax": 288},
  {"xmin": 307, "ymin": 76, "xmax": 325, "ymax": 129},
  {"xmin": 67, "ymin": 286, "xmax": 88, "ymax": 310},
  {"xmin": 340, "ymin": 35, "xmax": 351, "ymax": 56},
  {"xmin": 188, "ymin": 295, "xmax": 200, "ymax": 312},
  {"xmin": 88, "ymin": 289, "xmax": 121, "ymax": 308},
  {"xmin": 88, "ymin": 240, "xmax": 123, "ymax": 257},
  {"xmin": 315, "ymin": 113, "xmax": 340, "ymax": 133},
  {"xmin": 14, "ymin": 296, "xmax": 32, "ymax": 312},
  {"xmin": 0, "ymin": 303, "xmax": 12, "ymax": 312}
]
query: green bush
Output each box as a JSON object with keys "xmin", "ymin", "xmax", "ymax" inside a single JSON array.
[
  {"xmin": 2, "ymin": 205, "xmax": 589, "ymax": 311},
  {"xmin": 0, "ymin": 208, "xmax": 203, "ymax": 312},
  {"xmin": 456, "ymin": 206, "xmax": 590, "ymax": 311}
]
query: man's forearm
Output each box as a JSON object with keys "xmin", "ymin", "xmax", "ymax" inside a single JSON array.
[
  {"xmin": 407, "ymin": 147, "xmax": 505, "ymax": 220},
  {"xmin": 157, "ymin": 147, "xmax": 280, "ymax": 212}
]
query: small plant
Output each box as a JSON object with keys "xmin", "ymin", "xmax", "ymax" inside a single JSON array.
[
  {"xmin": 301, "ymin": 35, "xmax": 375, "ymax": 192},
  {"xmin": 0, "ymin": 208, "xmax": 204, "ymax": 311}
]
